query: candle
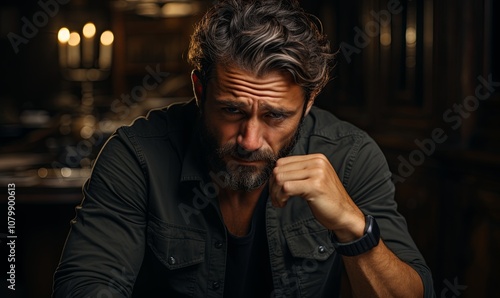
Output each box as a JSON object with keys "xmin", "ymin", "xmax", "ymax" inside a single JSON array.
[
  {"xmin": 82, "ymin": 22, "xmax": 96, "ymax": 68},
  {"xmin": 67, "ymin": 32, "xmax": 81, "ymax": 68},
  {"xmin": 99, "ymin": 30, "xmax": 114, "ymax": 69},
  {"xmin": 57, "ymin": 27, "xmax": 70, "ymax": 68}
]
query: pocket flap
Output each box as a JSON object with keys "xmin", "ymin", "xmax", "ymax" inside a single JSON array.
[
  {"xmin": 283, "ymin": 217, "xmax": 335, "ymax": 261},
  {"xmin": 147, "ymin": 219, "xmax": 206, "ymax": 270}
]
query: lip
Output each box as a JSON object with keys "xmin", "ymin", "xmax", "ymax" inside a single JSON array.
[{"xmin": 231, "ymin": 157, "xmax": 262, "ymax": 165}]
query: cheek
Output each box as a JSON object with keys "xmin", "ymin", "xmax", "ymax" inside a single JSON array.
[
  {"xmin": 266, "ymin": 125, "xmax": 298, "ymax": 152},
  {"xmin": 206, "ymin": 117, "xmax": 239, "ymax": 144},
  {"xmin": 219, "ymin": 125, "xmax": 240, "ymax": 143}
]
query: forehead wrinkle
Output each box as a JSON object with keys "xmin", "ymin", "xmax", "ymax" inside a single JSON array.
[
  {"xmin": 217, "ymin": 72, "xmax": 295, "ymax": 102},
  {"xmin": 224, "ymin": 70, "xmax": 291, "ymax": 90},
  {"xmin": 210, "ymin": 65, "xmax": 305, "ymax": 110}
]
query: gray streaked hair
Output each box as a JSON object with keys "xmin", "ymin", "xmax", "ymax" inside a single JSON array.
[{"xmin": 188, "ymin": 0, "xmax": 335, "ymax": 101}]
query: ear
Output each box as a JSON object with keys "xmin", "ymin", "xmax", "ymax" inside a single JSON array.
[
  {"xmin": 191, "ymin": 70, "xmax": 204, "ymax": 107},
  {"xmin": 304, "ymin": 99, "xmax": 314, "ymax": 116}
]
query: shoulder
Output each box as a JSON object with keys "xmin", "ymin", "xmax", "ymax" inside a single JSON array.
[
  {"xmin": 298, "ymin": 106, "xmax": 370, "ymax": 151},
  {"xmin": 118, "ymin": 99, "xmax": 198, "ymax": 140},
  {"xmin": 103, "ymin": 99, "xmax": 198, "ymax": 172}
]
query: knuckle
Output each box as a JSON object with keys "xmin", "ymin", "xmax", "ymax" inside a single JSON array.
[
  {"xmin": 318, "ymin": 156, "xmax": 329, "ymax": 166},
  {"xmin": 272, "ymin": 166, "xmax": 280, "ymax": 177},
  {"xmin": 312, "ymin": 167, "xmax": 325, "ymax": 177},
  {"xmin": 273, "ymin": 172, "xmax": 285, "ymax": 185},
  {"xmin": 282, "ymin": 181, "xmax": 293, "ymax": 194},
  {"xmin": 311, "ymin": 157, "xmax": 324, "ymax": 167},
  {"xmin": 275, "ymin": 158, "xmax": 285, "ymax": 167},
  {"xmin": 312, "ymin": 153, "xmax": 327, "ymax": 160}
]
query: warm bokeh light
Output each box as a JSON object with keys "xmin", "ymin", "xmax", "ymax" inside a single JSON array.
[
  {"xmin": 83, "ymin": 23, "xmax": 96, "ymax": 38},
  {"xmin": 80, "ymin": 126, "xmax": 95, "ymax": 139},
  {"xmin": 61, "ymin": 167, "xmax": 72, "ymax": 178},
  {"xmin": 57, "ymin": 27, "xmax": 70, "ymax": 43},
  {"xmin": 38, "ymin": 167, "xmax": 48, "ymax": 178},
  {"xmin": 100, "ymin": 31, "xmax": 114, "ymax": 46},
  {"xmin": 68, "ymin": 32, "xmax": 81, "ymax": 46},
  {"xmin": 406, "ymin": 27, "xmax": 417, "ymax": 46},
  {"xmin": 380, "ymin": 32, "xmax": 391, "ymax": 47},
  {"xmin": 162, "ymin": 2, "xmax": 195, "ymax": 17},
  {"xmin": 136, "ymin": 3, "xmax": 160, "ymax": 17}
]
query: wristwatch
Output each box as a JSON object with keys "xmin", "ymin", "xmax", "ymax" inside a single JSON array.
[{"xmin": 331, "ymin": 215, "xmax": 380, "ymax": 256}]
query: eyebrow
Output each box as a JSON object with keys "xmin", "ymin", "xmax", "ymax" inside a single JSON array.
[
  {"xmin": 215, "ymin": 99, "xmax": 297, "ymax": 116},
  {"xmin": 215, "ymin": 99, "xmax": 246, "ymax": 108},
  {"xmin": 259, "ymin": 102, "xmax": 296, "ymax": 116}
]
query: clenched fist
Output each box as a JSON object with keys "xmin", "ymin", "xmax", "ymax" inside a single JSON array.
[{"xmin": 269, "ymin": 153, "xmax": 366, "ymax": 242}]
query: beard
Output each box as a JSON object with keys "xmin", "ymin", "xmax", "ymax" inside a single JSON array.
[{"xmin": 200, "ymin": 116, "xmax": 304, "ymax": 192}]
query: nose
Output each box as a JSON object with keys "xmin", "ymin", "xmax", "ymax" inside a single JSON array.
[{"xmin": 237, "ymin": 117, "xmax": 263, "ymax": 152}]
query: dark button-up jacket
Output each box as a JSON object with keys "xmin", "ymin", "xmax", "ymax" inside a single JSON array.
[{"xmin": 53, "ymin": 100, "xmax": 434, "ymax": 297}]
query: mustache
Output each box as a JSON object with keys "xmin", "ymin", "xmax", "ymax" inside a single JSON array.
[{"xmin": 216, "ymin": 143, "xmax": 277, "ymax": 163}]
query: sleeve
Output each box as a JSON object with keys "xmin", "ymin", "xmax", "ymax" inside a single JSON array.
[
  {"xmin": 343, "ymin": 133, "xmax": 435, "ymax": 298},
  {"xmin": 53, "ymin": 131, "xmax": 148, "ymax": 297}
]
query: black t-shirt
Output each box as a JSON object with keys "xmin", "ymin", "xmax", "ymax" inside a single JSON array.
[{"xmin": 223, "ymin": 188, "xmax": 273, "ymax": 297}]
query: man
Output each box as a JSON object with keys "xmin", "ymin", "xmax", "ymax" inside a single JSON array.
[{"xmin": 53, "ymin": 0, "xmax": 434, "ymax": 297}]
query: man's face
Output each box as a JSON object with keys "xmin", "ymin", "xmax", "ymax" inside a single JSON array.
[{"xmin": 198, "ymin": 65, "xmax": 313, "ymax": 191}]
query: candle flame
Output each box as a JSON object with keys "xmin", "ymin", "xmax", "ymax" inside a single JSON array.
[
  {"xmin": 68, "ymin": 32, "xmax": 81, "ymax": 46},
  {"xmin": 100, "ymin": 31, "xmax": 114, "ymax": 46},
  {"xmin": 83, "ymin": 23, "xmax": 96, "ymax": 38},
  {"xmin": 406, "ymin": 27, "xmax": 417, "ymax": 47},
  {"xmin": 58, "ymin": 27, "xmax": 70, "ymax": 43}
]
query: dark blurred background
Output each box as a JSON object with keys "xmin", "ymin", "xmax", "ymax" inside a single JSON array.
[{"xmin": 0, "ymin": 0, "xmax": 499, "ymax": 297}]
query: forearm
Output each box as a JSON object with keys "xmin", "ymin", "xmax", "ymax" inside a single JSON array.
[
  {"xmin": 53, "ymin": 135, "xmax": 147, "ymax": 297},
  {"xmin": 53, "ymin": 278, "xmax": 128, "ymax": 298},
  {"xmin": 342, "ymin": 239, "xmax": 424, "ymax": 297},
  {"xmin": 53, "ymin": 216, "xmax": 143, "ymax": 298},
  {"xmin": 270, "ymin": 151, "xmax": 430, "ymax": 296}
]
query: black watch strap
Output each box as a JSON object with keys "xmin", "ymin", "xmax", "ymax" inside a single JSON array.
[{"xmin": 331, "ymin": 215, "xmax": 380, "ymax": 256}]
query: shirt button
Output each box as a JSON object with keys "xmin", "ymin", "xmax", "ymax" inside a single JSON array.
[
  {"xmin": 211, "ymin": 281, "xmax": 220, "ymax": 290},
  {"xmin": 168, "ymin": 256, "xmax": 176, "ymax": 265},
  {"xmin": 214, "ymin": 241, "xmax": 223, "ymax": 249},
  {"xmin": 318, "ymin": 245, "xmax": 326, "ymax": 254}
]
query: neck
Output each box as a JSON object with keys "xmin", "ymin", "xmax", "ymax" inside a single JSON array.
[
  {"xmin": 217, "ymin": 184, "xmax": 266, "ymax": 237},
  {"xmin": 217, "ymin": 184, "xmax": 265, "ymax": 208}
]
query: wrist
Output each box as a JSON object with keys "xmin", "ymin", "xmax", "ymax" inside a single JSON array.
[
  {"xmin": 331, "ymin": 215, "xmax": 381, "ymax": 257},
  {"xmin": 330, "ymin": 212, "xmax": 366, "ymax": 243}
]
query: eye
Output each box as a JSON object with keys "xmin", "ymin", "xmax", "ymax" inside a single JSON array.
[
  {"xmin": 266, "ymin": 112, "xmax": 286, "ymax": 120},
  {"xmin": 222, "ymin": 107, "xmax": 242, "ymax": 115}
]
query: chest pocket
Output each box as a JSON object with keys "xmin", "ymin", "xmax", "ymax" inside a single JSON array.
[
  {"xmin": 283, "ymin": 217, "xmax": 335, "ymax": 260},
  {"xmin": 145, "ymin": 216, "xmax": 207, "ymax": 296},
  {"xmin": 147, "ymin": 217, "xmax": 206, "ymax": 270},
  {"xmin": 281, "ymin": 217, "xmax": 339, "ymax": 297}
]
